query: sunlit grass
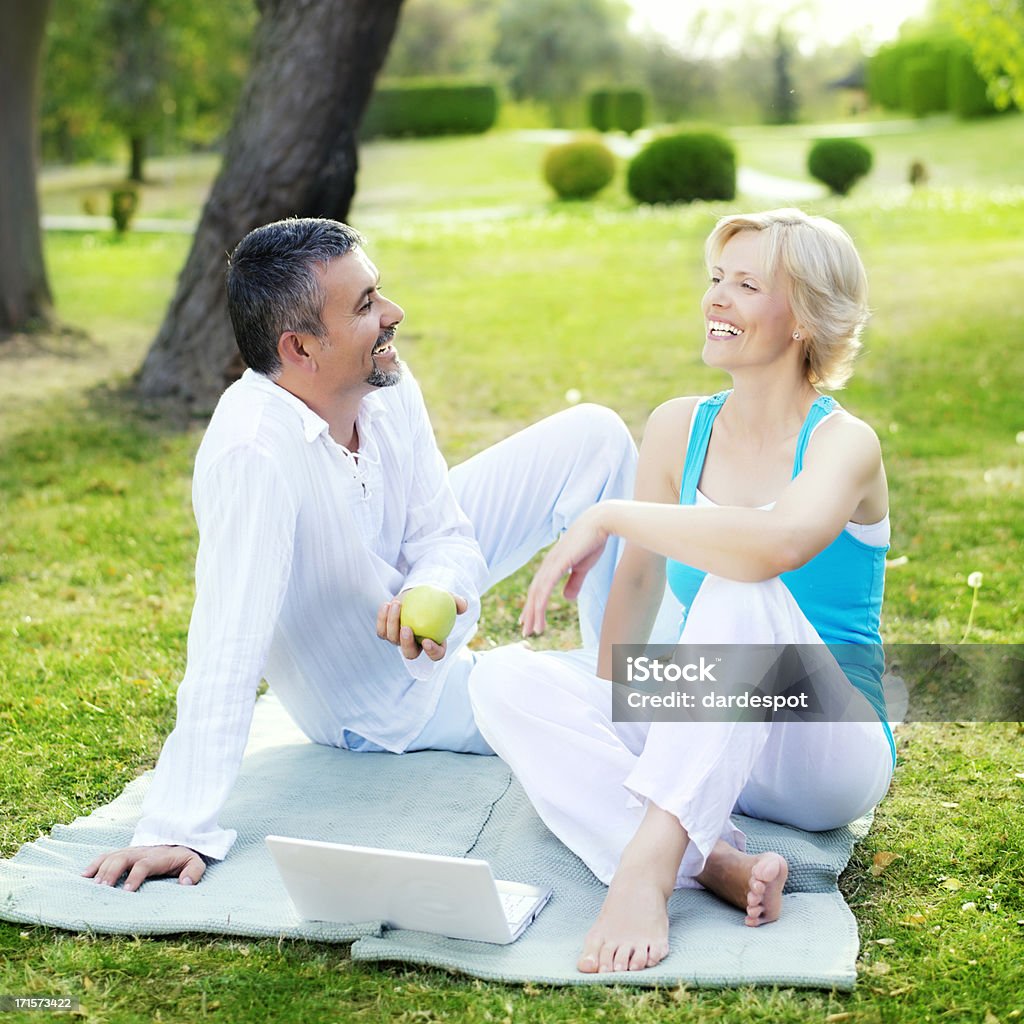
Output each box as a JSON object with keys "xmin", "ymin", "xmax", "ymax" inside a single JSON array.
[{"xmin": 733, "ymin": 111, "xmax": 1024, "ymax": 190}]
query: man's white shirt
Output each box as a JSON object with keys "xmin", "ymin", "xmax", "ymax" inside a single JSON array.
[{"xmin": 131, "ymin": 368, "xmax": 488, "ymax": 858}]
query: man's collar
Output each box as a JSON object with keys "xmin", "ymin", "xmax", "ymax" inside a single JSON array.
[{"xmin": 241, "ymin": 369, "xmax": 387, "ymax": 444}]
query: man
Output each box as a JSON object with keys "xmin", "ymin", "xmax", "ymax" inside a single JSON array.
[{"xmin": 83, "ymin": 217, "xmax": 638, "ymax": 891}]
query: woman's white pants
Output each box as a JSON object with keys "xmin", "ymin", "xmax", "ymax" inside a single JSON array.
[{"xmin": 469, "ymin": 574, "xmax": 894, "ymax": 887}]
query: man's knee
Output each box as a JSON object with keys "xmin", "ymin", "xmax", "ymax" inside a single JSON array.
[
  {"xmin": 563, "ymin": 403, "xmax": 635, "ymax": 456},
  {"xmin": 555, "ymin": 404, "xmax": 637, "ymax": 495}
]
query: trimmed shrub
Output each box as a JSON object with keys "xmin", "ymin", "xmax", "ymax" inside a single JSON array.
[
  {"xmin": 586, "ymin": 87, "xmax": 649, "ymax": 134},
  {"xmin": 110, "ymin": 186, "xmax": 139, "ymax": 233},
  {"xmin": 616, "ymin": 89, "xmax": 647, "ymax": 135},
  {"xmin": 587, "ymin": 89, "xmax": 614, "ymax": 133},
  {"xmin": 543, "ymin": 137, "xmax": 616, "ymax": 200},
  {"xmin": 949, "ymin": 46, "xmax": 999, "ymax": 118},
  {"xmin": 903, "ymin": 56, "xmax": 949, "ymax": 117},
  {"xmin": 361, "ymin": 80, "xmax": 498, "ymax": 138},
  {"xmin": 626, "ymin": 131, "xmax": 736, "ymax": 205},
  {"xmin": 807, "ymin": 138, "xmax": 873, "ymax": 196}
]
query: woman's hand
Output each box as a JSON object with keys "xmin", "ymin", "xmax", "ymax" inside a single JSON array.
[{"xmin": 520, "ymin": 504, "xmax": 612, "ymax": 636}]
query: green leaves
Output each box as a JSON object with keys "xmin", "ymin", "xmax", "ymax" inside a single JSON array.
[{"xmin": 941, "ymin": 0, "xmax": 1024, "ymax": 111}]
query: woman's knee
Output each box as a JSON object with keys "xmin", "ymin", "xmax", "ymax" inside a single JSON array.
[
  {"xmin": 682, "ymin": 575, "xmax": 812, "ymax": 643},
  {"xmin": 697, "ymin": 575, "xmax": 788, "ymax": 605}
]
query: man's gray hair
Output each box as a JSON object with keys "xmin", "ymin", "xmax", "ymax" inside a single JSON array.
[{"xmin": 226, "ymin": 218, "xmax": 364, "ymax": 377}]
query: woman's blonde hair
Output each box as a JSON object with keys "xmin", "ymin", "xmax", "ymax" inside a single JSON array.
[{"xmin": 704, "ymin": 208, "xmax": 870, "ymax": 389}]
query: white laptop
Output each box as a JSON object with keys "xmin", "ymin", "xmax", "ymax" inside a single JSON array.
[{"xmin": 265, "ymin": 835, "xmax": 552, "ymax": 944}]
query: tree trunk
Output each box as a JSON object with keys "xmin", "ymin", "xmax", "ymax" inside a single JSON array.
[
  {"xmin": 0, "ymin": 0, "xmax": 54, "ymax": 337},
  {"xmin": 137, "ymin": 0, "xmax": 405, "ymax": 411},
  {"xmin": 129, "ymin": 134, "xmax": 146, "ymax": 183}
]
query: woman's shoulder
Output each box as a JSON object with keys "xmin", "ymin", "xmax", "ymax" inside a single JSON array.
[
  {"xmin": 809, "ymin": 405, "xmax": 884, "ymax": 468},
  {"xmin": 816, "ymin": 404, "xmax": 882, "ymax": 443},
  {"xmin": 637, "ymin": 396, "xmax": 709, "ymax": 500},
  {"xmin": 644, "ymin": 395, "xmax": 707, "ymax": 436}
]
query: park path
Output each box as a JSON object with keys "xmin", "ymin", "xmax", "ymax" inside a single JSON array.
[
  {"xmin": 737, "ymin": 167, "xmax": 824, "ymax": 201},
  {"xmin": 42, "ymin": 213, "xmax": 197, "ymax": 233},
  {"xmin": 41, "ymin": 160, "xmax": 821, "ymax": 235}
]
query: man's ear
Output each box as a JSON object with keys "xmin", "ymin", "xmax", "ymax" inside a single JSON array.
[{"xmin": 278, "ymin": 331, "xmax": 315, "ymax": 372}]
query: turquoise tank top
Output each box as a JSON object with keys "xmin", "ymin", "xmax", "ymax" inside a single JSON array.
[{"xmin": 665, "ymin": 390, "xmax": 895, "ymax": 765}]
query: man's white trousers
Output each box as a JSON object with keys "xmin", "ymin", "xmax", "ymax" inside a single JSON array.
[{"xmin": 361, "ymin": 402, "xmax": 670, "ymax": 755}]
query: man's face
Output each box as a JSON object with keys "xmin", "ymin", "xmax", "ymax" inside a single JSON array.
[{"xmin": 312, "ymin": 248, "xmax": 405, "ymax": 396}]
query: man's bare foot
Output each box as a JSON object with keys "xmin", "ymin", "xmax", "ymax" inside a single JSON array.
[
  {"xmin": 577, "ymin": 866, "xmax": 671, "ymax": 973},
  {"xmin": 697, "ymin": 842, "xmax": 789, "ymax": 927}
]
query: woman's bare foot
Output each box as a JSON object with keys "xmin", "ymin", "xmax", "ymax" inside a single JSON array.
[
  {"xmin": 743, "ymin": 851, "xmax": 788, "ymax": 926},
  {"xmin": 577, "ymin": 865, "xmax": 671, "ymax": 973},
  {"xmin": 578, "ymin": 801, "xmax": 688, "ymax": 973},
  {"xmin": 698, "ymin": 841, "xmax": 789, "ymax": 926}
]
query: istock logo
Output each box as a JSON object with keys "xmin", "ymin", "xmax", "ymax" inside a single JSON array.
[{"xmin": 625, "ymin": 655, "xmax": 718, "ymax": 684}]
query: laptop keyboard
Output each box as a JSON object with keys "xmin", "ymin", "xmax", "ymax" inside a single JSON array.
[{"xmin": 500, "ymin": 891, "xmax": 538, "ymax": 924}]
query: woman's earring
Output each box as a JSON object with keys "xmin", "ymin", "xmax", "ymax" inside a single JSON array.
[{"xmin": 793, "ymin": 331, "xmax": 801, "ymax": 340}]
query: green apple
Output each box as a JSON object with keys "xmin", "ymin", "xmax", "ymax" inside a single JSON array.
[{"xmin": 399, "ymin": 585, "xmax": 457, "ymax": 645}]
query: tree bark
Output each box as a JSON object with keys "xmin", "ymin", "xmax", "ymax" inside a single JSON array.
[
  {"xmin": 0, "ymin": 0, "xmax": 54, "ymax": 336},
  {"xmin": 137, "ymin": 0, "xmax": 405, "ymax": 411},
  {"xmin": 129, "ymin": 134, "xmax": 146, "ymax": 183}
]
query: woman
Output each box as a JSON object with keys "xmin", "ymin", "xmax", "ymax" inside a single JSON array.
[{"xmin": 469, "ymin": 208, "xmax": 895, "ymax": 974}]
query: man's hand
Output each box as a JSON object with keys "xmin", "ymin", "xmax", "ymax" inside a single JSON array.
[
  {"xmin": 81, "ymin": 845, "xmax": 206, "ymax": 892},
  {"xmin": 376, "ymin": 592, "xmax": 468, "ymax": 662}
]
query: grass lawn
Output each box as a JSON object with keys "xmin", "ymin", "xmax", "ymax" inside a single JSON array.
[{"xmin": 3, "ymin": 125, "xmax": 1023, "ymax": 1022}]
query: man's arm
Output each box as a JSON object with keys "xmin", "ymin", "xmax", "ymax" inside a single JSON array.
[{"xmin": 83, "ymin": 444, "xmax": 298, "ymax": 888}]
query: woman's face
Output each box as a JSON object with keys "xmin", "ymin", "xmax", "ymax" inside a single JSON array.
[{"xmin": 700, "ymin": 230, "xmax": 800, "ymax": 376}]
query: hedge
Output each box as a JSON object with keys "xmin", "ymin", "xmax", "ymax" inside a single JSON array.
[
  {"xmin": 949, "ymin": 46, "xmax": 1000, "ymax": 118},
  {"xmin": 361, "ymin": 81, "xmax": 499, "ymax": 138},
  {"xmin": 867, "ymin": 43, "xmax": 907, "ymax": 111},
  {"xmin": 588, "ymin": 90, "xmax": 614, "ymax": 133},
  {"xmin": 903, "ymin": 55, "xmax": 950, "ymax": 117},
  {"xmin": 586, "ymin": 87, "xmax": 649, "ymax": 135},
  {"xmin": 616, "ymin": 89, "xmax": 647, "ymax": 135},
  {"xmin": 869, "ymin": 36, "xmax": 1000, "ymax": 120}
]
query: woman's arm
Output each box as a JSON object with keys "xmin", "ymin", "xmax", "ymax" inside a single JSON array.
[
  {"xmin": 521, "ymin": 413, "xmax": 884, "ymax": 636},
  {"xmin": 594, "ymin": 399, "xmax": 696, "ymax": 679}
]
